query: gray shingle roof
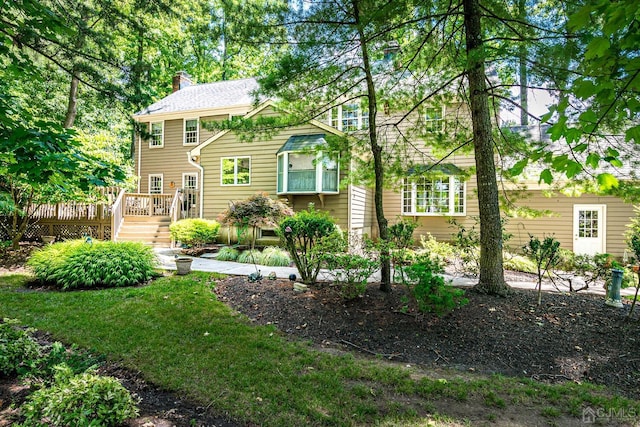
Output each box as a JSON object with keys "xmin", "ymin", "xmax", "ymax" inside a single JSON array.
[{"xmin": 134, "ymin": 78, "xmax": 263, "ymax": 117}]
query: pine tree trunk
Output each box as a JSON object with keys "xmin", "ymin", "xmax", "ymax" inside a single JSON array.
[
  {"xmin": 63, "ymin": 72, "xmax": 80, "ymax": 129},
  {"xmin": 518, "ymin": 0, "xmax": 528, "ymax": 126},
  {"xmin": 463, "ymin": 0, "xmax": 509, "ymax": 296},
  {"xmin": 353, "ymin": 0, "xmax": 391, "ymax": 292}
]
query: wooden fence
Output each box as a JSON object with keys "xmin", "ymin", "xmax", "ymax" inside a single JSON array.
[{"xmin": 1, "ymin": 187, "xmax": 120, "ymax": 242}]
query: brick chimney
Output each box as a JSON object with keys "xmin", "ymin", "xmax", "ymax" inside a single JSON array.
[{"xmin": 172, "ymin": 71, "xmax": 192, "ymax": 92}]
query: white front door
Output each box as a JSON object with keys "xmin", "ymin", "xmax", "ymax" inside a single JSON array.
[{"xmin": 573, "ymin": 204, "xmax": 606, "ymax": 256}]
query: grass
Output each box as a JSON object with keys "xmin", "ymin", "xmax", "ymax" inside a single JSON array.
[{"xmin": 2, "ymin": 271, "xmax": 640, "ymax": 426}]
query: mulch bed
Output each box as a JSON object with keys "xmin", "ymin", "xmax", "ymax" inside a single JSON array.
[{"xmin": 214, "ymin": 275, "xmax": 640, "ymax": 400}]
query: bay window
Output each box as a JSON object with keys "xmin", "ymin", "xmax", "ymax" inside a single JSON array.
[
  {"xmin": 402, "ymin": 176, "xmax": 465, "ymax": 215},
  {"xmin": 276, "ymin": 134, "xmax": 339, "ymax": 195}
]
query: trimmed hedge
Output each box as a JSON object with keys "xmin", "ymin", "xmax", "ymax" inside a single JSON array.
[
  {"xmin": 27, "ymin": 240, "xmax": 157, "ymax": 290},
  {"xmin": 170, "ymin": 218, "xmax": 220, "ymax": 247}
]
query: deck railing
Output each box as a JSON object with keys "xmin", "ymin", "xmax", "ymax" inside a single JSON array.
[
  {"xmin": 110, "ymin": 188, "xmax": 126, "ymax": 241},
  {"xmin": 123, "ymin": 193, "xmax": 173, "ymax": 216},
  {"xmin": 180, "ymin": 188, "xmax": 200, "ymax": 219}
]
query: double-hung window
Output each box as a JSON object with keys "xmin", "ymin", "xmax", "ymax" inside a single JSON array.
[
  {"xmin": 184, "ymin": 119, "xmax": 199, "ymax": 145},
  {"xmin": 425, "ymin": 106, "xmax": 444, "ymax": 132},
  {"xmin": 149, "ymin": 174, "xmax": 163, "ymax": 194},
  {"xmin": 328, "ymin": 103, "xmax": 368, "ymax": 131},
  {"xmin": 149, "ymin": 122, "xmax": 164, "ymax": 148},
  {"xmin": 402, "ymin": 176, "xmax": 465, "ymax": 215},
  {"xmin": 221, "ymin": 157, "xmax": 250, "ymax": 185},
  {"xmin": 182, "ymin": 173, "xmax": 198, "ymax": 190}
]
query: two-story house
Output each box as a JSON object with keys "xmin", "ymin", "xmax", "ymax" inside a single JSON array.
[{"xmin": 130, "ymin": 71, "xmax": 637, "ymax": 257}]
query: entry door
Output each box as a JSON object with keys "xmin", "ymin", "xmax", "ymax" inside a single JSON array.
[{"xmin": 573, "ymin": 204, "xmax": 606, "ymax": 256}]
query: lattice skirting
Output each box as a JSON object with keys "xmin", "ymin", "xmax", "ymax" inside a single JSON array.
[{"xmin": 0, "ymin": 217, "xmax": 111, "ymax": 242}]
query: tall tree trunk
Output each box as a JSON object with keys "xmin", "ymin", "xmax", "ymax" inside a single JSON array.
[
  {"xmin": 463, "ymin": 0, "xmax": 509, "ymax": 296},
  {"xmin": 518, "ymin": 0, "xmax": 528, "ymax": 126},
  {"xmin": 63, "ymin": 71, "xmax": 80, "ymax": 128},
  {"xmin": 353, "ymin": 0, "xmax": 391, "ymax": 291}
]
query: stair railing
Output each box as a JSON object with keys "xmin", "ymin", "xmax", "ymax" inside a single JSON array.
[{"xmin": 110, "ymin": 188, "xmax": 126, "ymax": 241}]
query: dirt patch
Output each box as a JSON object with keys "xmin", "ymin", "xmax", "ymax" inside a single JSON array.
[{"xmin": 214, "ymin": 275, "xmax": 640, "ymax": 400}]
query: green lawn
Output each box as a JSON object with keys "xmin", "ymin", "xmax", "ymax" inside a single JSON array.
[{"xmin": 1, "ymin": 271, "xmax": 638, "ymax": 426}]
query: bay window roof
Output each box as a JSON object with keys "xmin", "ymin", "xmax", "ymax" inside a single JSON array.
[{"xmin": 277, "ymin": 134, "xmax": 327, "ymax": 154}]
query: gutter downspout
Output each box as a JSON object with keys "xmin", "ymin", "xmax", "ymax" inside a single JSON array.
[
  {"xmin": 187, "ymin": 151, "xmax": 204, "ymax": 218},
  {"xmin": 136, "ymin": 119, "xmax": 142, "ymax": 193}
]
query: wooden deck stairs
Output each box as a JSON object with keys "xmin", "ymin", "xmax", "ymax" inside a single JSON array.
[{"xmin": 115, "ymin": 216, "xmax": 172, "ymax": 247}]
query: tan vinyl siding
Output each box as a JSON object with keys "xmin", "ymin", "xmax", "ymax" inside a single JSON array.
[
  {"xmin": 199, "ymin": 114, "xmax": 230, "ymax": 143},
  {"xmin": 505, "ymin": 192, "xmax": 636, "ymax": 257},
  {"xmin": 199, "ymin": 107, "xmax": 350, "ymax": 228},
  {"xmin": 137, "ymin": 119, "xmax": 199, "ymax": 193}
]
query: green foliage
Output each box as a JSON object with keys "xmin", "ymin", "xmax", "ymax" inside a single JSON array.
[
  {"xmin": 218, "ymin": 193, "xmax": 293, "ymax": 249},
  {"xmin": 625, "ymin": 206, "xmax": 640, "ymax": 263},
  {"xmin": 19, "ymin": 364, "xmax": 139, "ymax": 427},
  {"xmin": 449, "ymin": 217, "xmax": 512, "ymax": 275},
  {"xmin": 400, "ymin": 255, "xmax": 468, "ymax": 316},
  {"xmin": 419, "ymin": 234, "xmax": 456, "ymax": 260},
  {"xmin": 323, "ymin": 252, "xmax": 378, "ymax": 299},
  {"xmin": 170, "ymin": 218, "xmax": 221, "ymax": 247},
  {"xmin": 0, "ymin": 318, "xmax": 41, "ymax": 376},
  {"xmin": 30, "ymin": 342, "xmax": 103, "ymax": 384},
  {"xmin": 503, "ymin": 253, "xmax": 537, "ymax": 274},
  {"xmin": 260, "ymin": 246, "xmax": 292, "ymax": 267},
  {"xmin": 555, "ymin": 248, "xmax": 577, "ymax": 272},
  {"xmin": 449, "ymin": 219, "xmax": 481, "ymax": 274},
  {"xmin": 237, "ymin": 249, "xmax": 264, "ymax": 265},
  {"xmin": 523, "ymin": 235, "xmax": 561, "ymax": 305},
  {"xmin": 216, "ymin": 247, "xmax": 240, "ymax": 262},
  {"xmin": 388, "ymin": 218, "xmax": 418, "ymax": 249},
  {"xmin": 27, "ymin": 240, "xmax": 156, "ymax": 290},
  {"xmin": 279, "ymin": 206, "xmax": 338, "ymax": 284}
]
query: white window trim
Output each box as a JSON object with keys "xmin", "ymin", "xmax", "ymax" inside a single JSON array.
[
  {"xmin": 402, "ymin": 176, "xmax": 466, "ymax": 216},
  {"xmin": 220, "ymin": 156, "xmax": 251, "ymax": 186},
  {"xmin": 327, "ymin": 104, "xmax": 368, "ymax": 131},
  {"xmin": 149, "ymin": 174, "xmax": 164, "ymax": 194},
  {"xmin": 182, "ymin": 172, "xmax": 198, "ymax": 190},
  {"xmin": 149, "ymin": 121, "xmax": 164, "ymax": 148},
  {"xmin": 425, "ymin": 105, "xmax": 445, "ymax": 133},
  {"xmin": 183, "ymin": 118, "xmax": 199, "ymax": 146},
  {"xmin": 276, "ymin": 151, "xmax": 340, "ymax": 195}
]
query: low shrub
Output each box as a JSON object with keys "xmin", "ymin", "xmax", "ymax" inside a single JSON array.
[
  {"xmin": 555, "ymin": 248, "xmax": 576, "ymax": 271},
  {"xmin": 31, "ymin": 342, "xmax": 103, "ymax": 384},
  {"xmin": 503, "ymin": 253, "xmax": 537, "ymax": 273},
  {"xmin": 279, "ymin": 206, "xmax": 338, "ymax": 284},
  {"xmin": 260, "ymin": 246, "xmax": 292, "ymax": 267},
  {"xmin": 419, "ymin": 234, "xmax": 456, "ymax": 260},
  {"xmin": 19, "ymin": 364, "xmax": 139, "ymax": 427},
  {"xmin": 388, "ymin": 218, "xmax": 418, "ymax": 249},
  {"xmin": 238, "ymin": 249, "xmax": 264, "ymax": 265},
  {"xmin": 0, "ymin": 318, "xmax": 41, "ymax": 376},
  {"xmin": 323, "ymin": 253, "xmax": 378, "ymax": 299},
  {"xmin": 400, "ymin": 255, "xmax": 468, "ymax": 316},
  {"xmin": 28, "ymin": 240, "xmax": 156, "ymax": 290},
  {"xmin": 216, "ymin": 247, "xmax": 239, "ymax": 261},
  {"xmin": 170, "ymin": 218, "xmax": 221, "ymax": 247}
]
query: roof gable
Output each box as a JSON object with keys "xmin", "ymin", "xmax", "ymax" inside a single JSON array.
[
  {"xmin": 190, "ymin": 101, "xmax": 343, "ymax": 157},
  {"xmin": 134, "ymin": 78, "xmax": 263, "ymax": 117}
]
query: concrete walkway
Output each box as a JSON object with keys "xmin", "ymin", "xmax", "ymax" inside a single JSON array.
[{"xmin": 154, "ymin": 247, "xmax": 637, "ymax": 298}]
